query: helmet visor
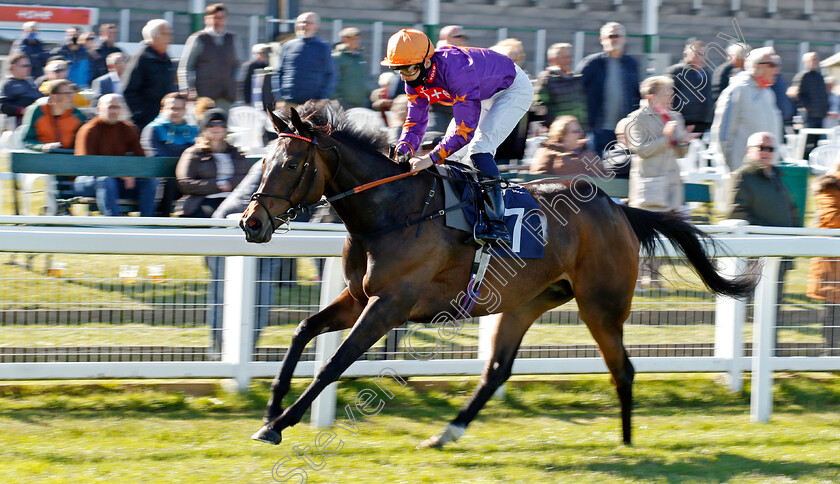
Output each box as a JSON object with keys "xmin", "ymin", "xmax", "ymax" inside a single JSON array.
[{"xmin": 391, "ymin": 64, "xmax": 421, "ymax": 76}]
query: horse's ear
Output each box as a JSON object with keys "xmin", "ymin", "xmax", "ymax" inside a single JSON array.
[
  {"xmin": 289, "ymin": 108, "xmax": 308, "ymax": 135},
  {"xmin": 266, "ymin": 106, "xmax": 290, "ymax": 134}
]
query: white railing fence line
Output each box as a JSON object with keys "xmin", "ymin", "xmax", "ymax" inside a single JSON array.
[{"xmin": 1, "ymin": 218, "xmax": 839, "ymax": 426}]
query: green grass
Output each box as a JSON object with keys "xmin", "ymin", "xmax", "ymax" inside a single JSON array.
[{"xmin": 0, "ymin": 374, "xmax": 838, "ymax": 483}]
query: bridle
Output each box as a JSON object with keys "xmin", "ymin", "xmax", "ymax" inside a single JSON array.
[
  {"xmin": 249, "ymin": 132, "xmax": 419, "ymax": 233},
  {"xmin": 249, "ymin": 132, "xmax": 332, "ymax": 233}
]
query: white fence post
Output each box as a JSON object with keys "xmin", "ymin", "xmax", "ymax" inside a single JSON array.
[
  {"xmin": 222, "ymin": 256, "xmax": 256, "ymax": 391},
  {"xmin": 311, "ymin": 257, "xmax": 347, "ymax": 428},
  {"xmin": 371, "ymin": 22, "xmax": 384, "ymax": 77},
  {"xmin": 714, "ymin": 257, "xmax": 748, "ymax": 391},
  {"xmin": 751, "ymin": 256, "xmax": 780, "ymax": 422},
  {"xmin": 573, "ymin": 31, "xmax": 585, "ymax": 70},
  {"xmin": 249, "ymin": 15, "xmax": 260, "ymax": 50},
  {"xmin": 534, "ymin": 29, "xmax": 546, "ymax": 78}
]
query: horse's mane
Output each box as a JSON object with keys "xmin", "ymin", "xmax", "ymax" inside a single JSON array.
[{"xmin": 281, "ymin": 100, "xmax": 392, "ymax": 158}]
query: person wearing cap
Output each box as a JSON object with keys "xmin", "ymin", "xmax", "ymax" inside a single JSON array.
[
  {"xmin": 382, "ymin": 28, "xmax": 533, "ymax": 244},
  {"xmin": 238, "ymin": 43, "xmax": 271, "ymax": 105},
  {"xmin": 711, "ymin": 46, "xmax": 784, "ymax": 170},
  {"xmin": 73, "ymin": 93, "xmax": 158, "ymax": 217},
  {"xmin": 175, "ymin": 108, "xmax": 251, "ymax": 217},
  {"xmin": 271, "ymin": 12, "xmax": 335, "ymax": 110},
  {"xmin": 332, "ymin": 27, "xmax": 370, "ymax": 109},
  {"xmin": 178, "ymin": 3, "xmax": 243, "ymax": 112}
]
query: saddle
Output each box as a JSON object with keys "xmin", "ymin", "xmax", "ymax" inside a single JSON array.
[{"xmin": 433, "ymin": 164, "xmax": 546, "ymax": 259}]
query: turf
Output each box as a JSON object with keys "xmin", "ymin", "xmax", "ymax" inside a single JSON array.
[{"xmin": 1, "ymin": 373, "xmax": 838, "ymax": 483}]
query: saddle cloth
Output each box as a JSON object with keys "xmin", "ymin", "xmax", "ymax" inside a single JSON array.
[{"xmin": 434, "ymin": 165, "xmax": 547, "ymax": 259}]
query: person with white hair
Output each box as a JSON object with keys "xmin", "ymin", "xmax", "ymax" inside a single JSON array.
[
  {"xmin": 437, "ymin": 25, "xmax": 468, "ymax": 48},
  {"xmin": 711, "ymin": 46, "xmax": 783, "ymax": 170},
  {"xmin": 578, "ymin": 21, "xmax": 641, "ymax": 167},
  {"xmin": 10, "ymin": 20, "xmax": 49, "ymax": 79},
  {"xmin": 270, "ymin": 12, "xmax": 335, "ymax": 110},
  {"xmin": 713, "ymin": 43, "xmax": 748, "ymax": 99},
  {"xmin": 534, "ymin": 42, "xmax": 587, "ymax": 128},
  {"xmin": 123, "ymin": 19, "xmax": 175, "ymax": 130},
  {"xmin": 238, "ymin": 43, "xmax": 271, "ymax": 105},
  {"xmin": 73, "ymin": 92, "xmax": 158, "ymax": 217}
]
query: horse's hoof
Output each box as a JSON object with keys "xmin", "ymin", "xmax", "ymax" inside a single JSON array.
[
  {"xmin": 417, "ymin": 435, "xmax": 445, "ymax": 450},
  {"xmin": 251, "ymin": 426, "xmax": 282, "ymax": 445}
]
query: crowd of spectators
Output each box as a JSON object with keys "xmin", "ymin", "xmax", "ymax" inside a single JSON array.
[{"xmin": 4, "ymin": 12, "xmax": 840, "ymax": 353}]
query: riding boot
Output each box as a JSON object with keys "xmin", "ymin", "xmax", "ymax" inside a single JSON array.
[{"xmin": 470, "ymin": 153, "xmax": 511, "ymax": 245}]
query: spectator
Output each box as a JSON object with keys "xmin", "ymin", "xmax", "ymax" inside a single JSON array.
[
  {"xmin": 91, "ymin": 52, "xmax": 127, "ymax": 101},
  {"xmin": 772, "ymin": 72, "xmax": 796, "ymax": 128},
  {"xmin": 725, "ymin": 131, "xmax": 798, "ymax": 321},
  {"xmin": 74, "ymin": 93, "xmax": 156, "ymax": 217},
  {"xmin": 622, "ymin": 76, "xmax": 698, "ymax": 212},
  {"xmin": 178, "ymin": 3, "xmax": 242, "ymax": 112},
  {"xmin": 0, "ymin": 53, "xmax": 41, "ymax": 126},
  {"xmin": 491, "ymin": 38, "xmax": 530, "ymax": 164},
  {"xmin": 175, "ymin": 109, "xmax": 250, "ymax": 217},
  {"xmin": 10, "ymin": 21, "xmax": 49, "ymax": 80},
  {"xmin": 370, "ymin": 71, "xmax": 397, "ymax": 128},
  {"xmin": 21, "ymin": 79, "xmax": 86, "ymax": 152},
  {"xmin": 790, "ymin": 52, "xmax": 829, "ymax": 158},
  {"xmin": 123, "ymin": 19, "xmax": 176, "ymax": 130},
  {"xmin": 713, "ymin": 44, "xmax": 747, "ymax": 100},
  {"xmin": 428, "ymin": 25, "xmax": 469, "ymax": 133},
  {"xmin": 141, "ymin": 92, "xmax": 198, "ymax": 216},
  {"xmin": 238, "ymin": 43, "xmax": 270, "ymax": 105},
  {"xmin": 711, "ymin": 46, "xmax": 783, "ymax": 171},
  {"xmin": 533, "ymin": 42, "xmax": 587, "ymax": 129},
  {"xmin": 578, "ymin": 21, "xmax": 641, "ymax": 164},
  {"xmin": 725, "ymin": 132, "xmax": 799, "ymax": 226},
  {"xmin": 436, "ymin": 25, "xmax": 469, "ymax": 48},
  {"xmin": 51, "ymin": 26, "xmax": 93, "ymax": 88},
  {"xmin": 332, "ymin": 27, "xmax": 370, "ymax": 109},
  {"xmin": 666, "ymin": 40, "xmax": 714, "ymax": 134},
  {"xmin": 93, "ymin": 24, "xmax": 123, "ymax": 80},
  {"xmin": 272, "ymin": 12, "xmax": 335, "ymax": 111},
  {"xmin": 807, "ymin": 158, "xmax": 840, "ymax": 355},
  {"xmin": 530, "ymin": 115, "xmax": 598, "ymax": 176},
  {"xmin": 79, "ymin": 32, "xmax": 101, "ymax": 86}
]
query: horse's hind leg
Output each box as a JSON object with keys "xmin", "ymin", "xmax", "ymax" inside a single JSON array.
[
  {"xmin": 263, "ymin": 288, "xmax": 364, "ymax": 423},
  {"xmin": 419, "ymin": 286, "xmax": 572, "ymax": 449},
  {"xmin": 576, "ymin": 290, "xmax": 635, "ymax": 445}
]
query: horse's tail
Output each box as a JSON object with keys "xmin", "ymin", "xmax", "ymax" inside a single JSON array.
[{"xmin": 618, "ymin": 204, "xmax": 758, "ymax": 298}]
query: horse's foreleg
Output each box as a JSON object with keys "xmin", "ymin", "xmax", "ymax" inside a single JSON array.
[
  {"xmin": 420, "ymin": 290, "xmax": 570, "ymax": 449},
  {"xmin": 253, "ymin": 295, "xmax": 408, "ymax": 444},
  {"xmin": 264, "ymin": 288, "xmax": 364, "ymax": 423}
]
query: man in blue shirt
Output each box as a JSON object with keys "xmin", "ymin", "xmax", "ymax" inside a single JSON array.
[{"xmin": 270, "ymin": 12, "xmax": 335, "ymax": 110}]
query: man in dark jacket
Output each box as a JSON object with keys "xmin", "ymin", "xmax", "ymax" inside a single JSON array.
[
  {"xmin": 667, "ymin": 41, "xmax": 713, "ymax": 134},
  {"xmin": 790, "ymin": 52, "xmax": 829, "ymax": 158},
  {"xmin": 10, "ymin": 21, "xmax": 49, "ymax": 80},
  {"xmin": 713, "ymin": 44, "xmax": 747, "ymax": 100},
  {"xmin": 271, "ymin": 12, "xmax": 335, "ymax": 109},
  {"xmin": 93, "ymin": 24, "xmax": 124, "ymax": 80},
  {"xmin": 726, "ymin": 131, "xmax": 799, "ymax": 227},
  {"xmin": 123, "ymin": 19, "xmax": 176, "ymax": 130},
  {"xmin": 50, "ymin": 26, "xmax": 93, "ymax": 88},
  {"xmin": 578, "ymin": 21, "xmax": 640, "ymax": 172},
  {"xmin": 534, "ymin": 42, "xmax": 587, "ymax": 128},
  {"xmin": 0, "ymin": 54, "xmax": 41, "ymax": 126},
  {"xmin": 238, "ymin": 43, "xmax": 270, "ymax": 105}
]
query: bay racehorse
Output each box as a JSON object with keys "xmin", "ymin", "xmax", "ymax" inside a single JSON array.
[{"xmin": 240, "ymin": 100, "xmax": 757, "ymax": 448}]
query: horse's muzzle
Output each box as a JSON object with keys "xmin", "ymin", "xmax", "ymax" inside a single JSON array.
[{"xmin": 240, "ymin": 203, "xmax": 273, "ymax": 243}]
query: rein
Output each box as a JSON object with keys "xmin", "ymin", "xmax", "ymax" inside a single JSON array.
[{"xmin": 250, "ymin": 132, "xmax": 419, "ymax": 232}]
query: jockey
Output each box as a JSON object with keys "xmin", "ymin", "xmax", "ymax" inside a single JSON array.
[{"xmin": 381, "ymin": 28, "xmax": 533, "ymax": 245}]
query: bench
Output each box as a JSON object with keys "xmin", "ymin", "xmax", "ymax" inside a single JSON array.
[{"xmin": 10, "ymin": 152, "xmax": 180, "ymax": 215}]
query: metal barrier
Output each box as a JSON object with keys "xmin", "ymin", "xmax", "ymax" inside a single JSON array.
[{"xmin": 0, "ymin": 216, "xmax": 839, "ymax": 427}]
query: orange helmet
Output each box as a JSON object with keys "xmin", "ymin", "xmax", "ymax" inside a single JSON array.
[{"xmin": 380, "ymin": 28, "xmax": 434, "ymax": 67}]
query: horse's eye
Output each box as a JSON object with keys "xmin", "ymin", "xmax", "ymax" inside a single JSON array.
[{"xmin": 287, "ymin": 162, "xmax": 299, "ymax": 170}]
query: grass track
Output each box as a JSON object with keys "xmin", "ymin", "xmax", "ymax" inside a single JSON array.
[{"xmin": 1, "ymin": 373, "xmax": 839, "ymax": 483}]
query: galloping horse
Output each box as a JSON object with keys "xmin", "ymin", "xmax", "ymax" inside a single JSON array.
[{"xmin": 240, "ymin": 101, "xmax": 756, "ymax": 448}]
